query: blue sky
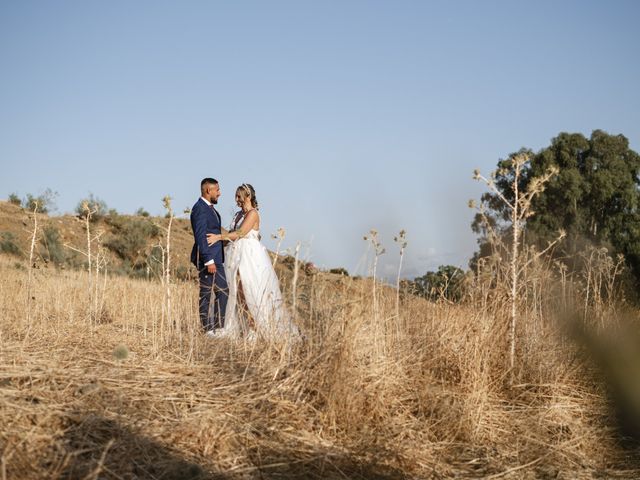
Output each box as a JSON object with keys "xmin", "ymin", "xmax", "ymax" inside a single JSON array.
[{"xmin": 1, "ymin": 1, "xmax": 639, "ymax": 279}]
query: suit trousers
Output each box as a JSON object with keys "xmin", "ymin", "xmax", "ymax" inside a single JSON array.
[{"xmin": 198, "ymin": 265, "xmax": 228, "ymax": 331}]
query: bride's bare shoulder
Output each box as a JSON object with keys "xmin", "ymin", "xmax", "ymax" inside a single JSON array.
[{"xmin": 246, "ymin": 209, "xmax": 260, "ymax": 229}]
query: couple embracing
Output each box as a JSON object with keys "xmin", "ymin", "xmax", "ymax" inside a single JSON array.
[{"xmin": 190, "ymin": 178, "xmax": 294, "ymax": 339}]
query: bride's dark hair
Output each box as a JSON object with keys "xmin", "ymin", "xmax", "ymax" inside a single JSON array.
[{"xmin": 238, "ymin": 183, "xmax": 259, "ymax": 209}]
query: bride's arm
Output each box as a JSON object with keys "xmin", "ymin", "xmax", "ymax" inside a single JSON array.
[
  {"xmin": 225, "ymin": 210, "xmax": 258, "ymax": 240},
  {"xmin": 207, "ymin": 211, "xmax": 258, "ymax": 245}
]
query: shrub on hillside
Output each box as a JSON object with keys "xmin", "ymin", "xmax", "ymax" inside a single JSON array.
[
  {"xmin": 8, "ymin": 193, "xmax": 21, "ymax": 206},
  {"xmin": 135, "ymin": 207, "xmax": 150, "ymax": 217},
  {"xmin": 145, "ymin": 244, "xmax": 165, "ymax": 280},
  {"xmin": 76, "ymin": 194, "xmax": 108, "ymax": 222},
  {"xmin": 22, "ymin": 189, "xmax": 58, "ymax": 214},
  {"xmin": 104, "ymin": 214, "xmax": 160, "ymax": 268},
  {"xmin": 110, "ymin": 262, "xmax": 148, "ymax": 279},
  {"xmin": 40, "ymin": 226, "xmax": 66, "ymax": 265},
  {"xmin": 329, "ymin": 267, "xmax": 349, "ymax": 276},
  {"xmin": 0, "ymin": 232, "xmax": 22, "ymax": 257}
]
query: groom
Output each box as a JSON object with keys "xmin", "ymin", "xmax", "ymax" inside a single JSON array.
[{"xmin": 190, "ymin": 178, "xmax": 228, "ymax": 335}]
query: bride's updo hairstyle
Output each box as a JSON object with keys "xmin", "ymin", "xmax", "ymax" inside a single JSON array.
[{"xmin": 237, "ymin": 183, "xmax": 259, "ymax": 210}]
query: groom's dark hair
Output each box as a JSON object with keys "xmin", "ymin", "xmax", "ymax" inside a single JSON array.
[{"xmin": 200, "ymin": 177, "xmax": 218, "ymax": 193}]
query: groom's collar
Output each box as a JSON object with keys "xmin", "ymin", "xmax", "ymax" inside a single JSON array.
[{"xmin": 200, "ymin": 196, "xmax": 213, "ymax": 207}]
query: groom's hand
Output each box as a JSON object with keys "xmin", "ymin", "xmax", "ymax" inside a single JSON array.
[{"xmin": 207, "ymin": 263, "xmax": 217, "ymax": 275}]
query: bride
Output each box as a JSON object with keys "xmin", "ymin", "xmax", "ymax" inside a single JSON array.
[{"xmin": 206, "ymin": 184, "xmax": 295, "ymax": 339}]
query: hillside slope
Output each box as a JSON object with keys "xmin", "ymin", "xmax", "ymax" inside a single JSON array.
[{"xmin": 0, "ymin": 200, "xmax": 195, "ymax": 274}]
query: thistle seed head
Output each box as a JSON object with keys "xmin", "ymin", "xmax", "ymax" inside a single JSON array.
[{"xmin": 113, "ymin": 344, "xmax": 129, "ymax": 361}]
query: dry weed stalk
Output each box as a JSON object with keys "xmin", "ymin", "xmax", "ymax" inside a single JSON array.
[
  {"xmin": 393, "ymin": 230, "xmax": 407, "ymax": 318},
  {"xmin": 580, "ymin": 246, "xmax": 625, "ymax": 326},
  {"xmin": 393, "ymin": 230, "xmax": 407, "ymax": 341},
  {"xmin": 63, "ymin": 202, "xmax": 108, "ymax": 324},
  {"xmin": 363, "ymin": 229, "xmax": 386, "ymax": 356},
  {"xmin": 270, "ymin": 227, "xmax": 286, "ymax": 267},
  {"xmin": 91, "ymin": 233, "xmax": 108, "ymax": 324},
  {"xmin": 291, "ymin": 242, "xmax": 301, "ymax": 321},
  {"xmin": 474, "ymin": 153, "xmax": 559, "ymax": 379},
  {"xmin": 25, "ymin": 201, "xmax": 38, "ymax": 327},
  {"xmin": 161, "ymin": 195, "xmax": 174, "ymax": 336},
  {"xmin": 364, "ymin": 229, "xmax": 385, "ymax": 308},
  {"xmin": 84, "ymin": 201, "xmax": 95, "ymax": 317}
]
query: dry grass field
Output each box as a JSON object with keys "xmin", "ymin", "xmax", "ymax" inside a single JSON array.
[{"xmin": 1, "ymin": 205, "xmax": 639, "ymax": 478}]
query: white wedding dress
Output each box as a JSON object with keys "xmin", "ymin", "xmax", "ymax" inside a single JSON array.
[{"xmin": 222, "ymin": 214, "xmax": 295, "ymax": 339}]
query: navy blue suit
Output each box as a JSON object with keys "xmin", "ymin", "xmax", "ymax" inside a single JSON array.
[{"xmin": 190, "ymin": 198, "xmax": 228, "ymax": 331}]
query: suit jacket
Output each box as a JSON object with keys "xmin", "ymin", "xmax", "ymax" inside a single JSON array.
[{"xmin": 190, "ymin": 198, "xmax": 225, "ymax": 268}]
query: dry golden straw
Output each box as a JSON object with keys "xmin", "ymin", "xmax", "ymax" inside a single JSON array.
[{"xmin": 0, "ymin": 221, "xmax": 637, "ymax": 478}]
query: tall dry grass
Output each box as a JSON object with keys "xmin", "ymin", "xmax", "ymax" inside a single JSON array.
[{"xmin": 0, "ymin": 246, "xmax": 637, "ymax": 479}]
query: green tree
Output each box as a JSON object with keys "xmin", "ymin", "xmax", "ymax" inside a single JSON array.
[
  {"xmin": 409, "ymin": 265, "xmax": 466, "ymax": 302},
  {"xmin": 472, "ymin": 130, "xmax": 640, "ymax": 284}
]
